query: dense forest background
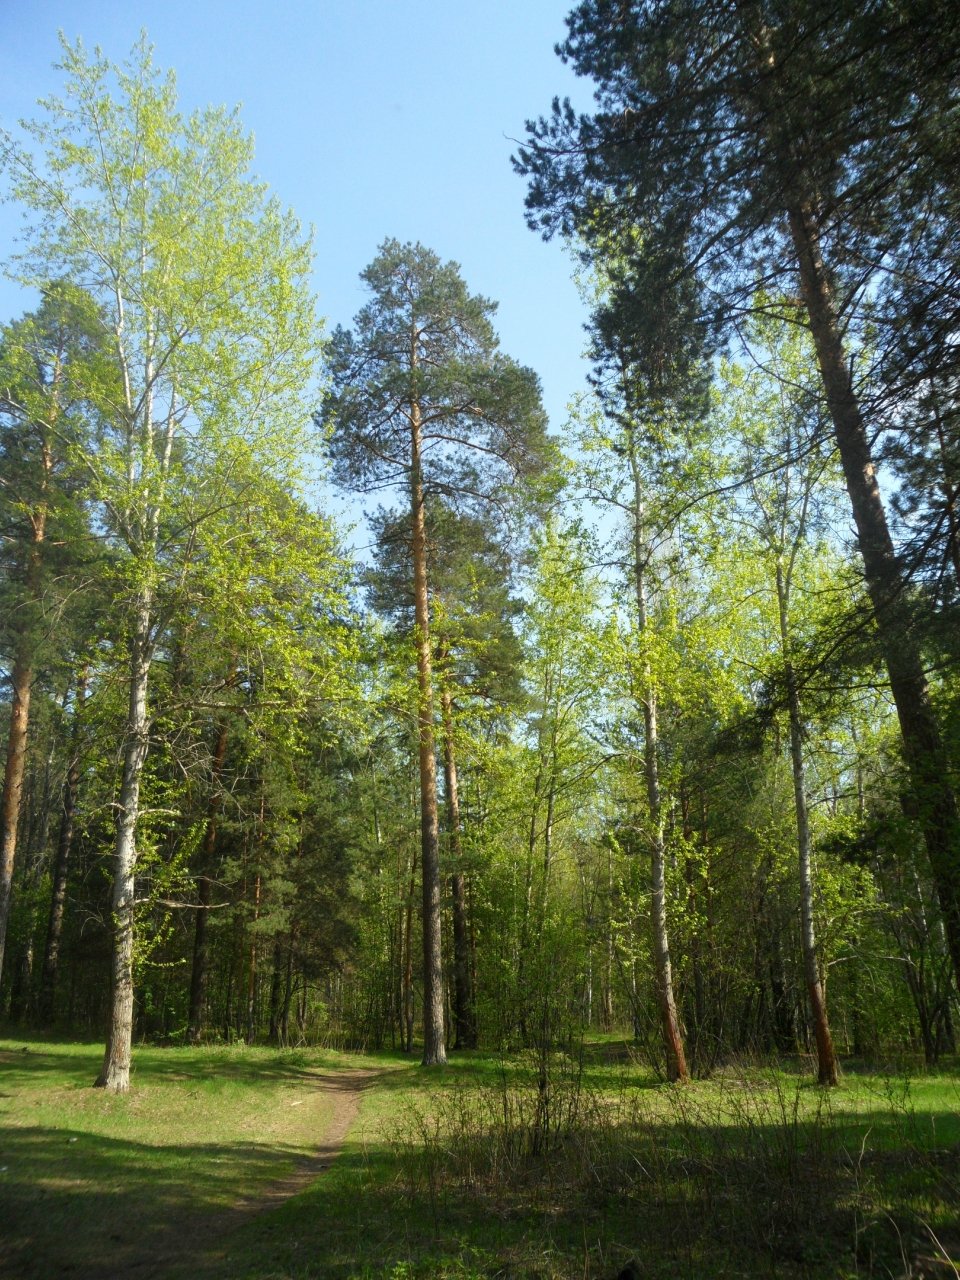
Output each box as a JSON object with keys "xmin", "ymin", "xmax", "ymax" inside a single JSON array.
[{"xmin": 1, "ymin": 3, "xmax": 958, "ymax": 1093}]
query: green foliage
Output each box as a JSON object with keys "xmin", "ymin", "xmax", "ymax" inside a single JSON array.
[{"xmin": 320, "ymin": 237, "xmax": 556, "ymax": 519}]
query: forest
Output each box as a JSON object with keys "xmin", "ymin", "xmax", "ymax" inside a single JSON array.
[{"xmin": 1, "ymin": 5, "xmax": 959, "ymax": 1279}]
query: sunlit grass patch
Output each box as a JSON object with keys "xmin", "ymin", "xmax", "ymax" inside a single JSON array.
[{"xmin": 0, "ymin": 1036, "xmax": 388, "ymax": 1278}]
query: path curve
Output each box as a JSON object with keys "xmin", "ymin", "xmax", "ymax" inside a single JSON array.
[
  {"xmin": 116, "ymin": 1065, "xmax": 387, "ymax": 1279},
  {"xmin": 231, "ymin": 1066, "xmax": 383, "ymax": 1215}
]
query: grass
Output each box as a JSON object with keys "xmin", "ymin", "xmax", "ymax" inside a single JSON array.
[
  {"xmin": 2, "ymin": 1035, "xmax": 959, "ymax": 1279},
  {"xmin": 0, "ymin": 1034, "xmax": 405, "ymax": 1278}
]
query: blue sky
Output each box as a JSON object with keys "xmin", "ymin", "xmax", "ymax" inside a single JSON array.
[{"xmin": 0, "ymin": 1, "xmax": 596, "ymax": 473}]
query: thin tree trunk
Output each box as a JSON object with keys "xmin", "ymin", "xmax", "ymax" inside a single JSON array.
[
  {"xmin": 603, "ymin": 847, "xmax": 615, "ymax": 1030},
  {"xmin": 788, "ymin": 200, "xmax": 960, "ymax": 996},
  {"xmin": 95, "ymin": 589, "xmax": 153, "ymax": 1092},
  {"xmin": 403, "ymin": 843, "xmax": 417, "ymax": 1054},
  {"xmin": 38, "ymin": 666, "xmax": 88, "ymax": 1025},
  {"xmin": 0, "ymin": 398, "xmax": 55, "ymax": 987},
  {"xmin": 246, "ymin": 871, "xmax": 261, "ymax": 1044},
  {"xmin": 0, "ymin": 512, "xmax": 52, "ymax": 987},
  {"xmin": 776, "ymin": 562, "xmax": 839, "ymax": 1086},
  {"xmin": 631, "ymin": 451, "xmax": 688, "ymax": 1083},
  {"xmin": 187, "ymin": 718, "xmax": 229, "ymax": 1043},
  {"xmin": 281, "ymin": 930, "xmax": 296, "ymax": 1044},
  {"xmin": 409, "ymin": 381, "xmax": 446, "ymax": 1066},
  {"xmin": 441, "ymin": 683, "xmax": 476, "ymax": 1049},
  {"xmin": 268, "ymin": 938, "xmax": 284, "ymax": 1044}
]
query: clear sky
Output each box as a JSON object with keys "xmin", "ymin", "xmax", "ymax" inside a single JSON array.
[{"xmin": 0, "ymin": 1, "xmax": 596, "ymax": 478}]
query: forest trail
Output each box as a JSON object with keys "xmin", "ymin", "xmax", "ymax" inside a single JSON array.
[{"xmin": 114, "ymin": 1064, "xmax": 387, "ymax": 1279}]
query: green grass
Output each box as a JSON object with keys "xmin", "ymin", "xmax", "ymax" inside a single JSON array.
[
  {"xmin": 2, "ymin": 1036, "xmax": 959, "ymax": 1279},
  {"xmin": 0, "ymin": 1035, "xmax": 407, "ymax": 1278}
]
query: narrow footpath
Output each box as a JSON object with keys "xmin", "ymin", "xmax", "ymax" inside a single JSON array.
[{"xmin": 114, "ymin": 1066, "xmax": 385, "ymax": 1279}]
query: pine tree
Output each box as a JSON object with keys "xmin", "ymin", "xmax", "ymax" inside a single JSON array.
[
  {"xmin": 320, "ymin": 239, "xmax": 551, "ymax": 1064},
  {"xmin": 516, "ymin": 0, "xmax": 960, "ymax": 993}
]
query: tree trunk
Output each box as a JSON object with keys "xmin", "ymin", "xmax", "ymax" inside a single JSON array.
[
  {"xmin": 788, "ymin": 200, "xmax": 960, "ymax": 996},
  {"xmin": 0, "ymin": 654, "xmax": 34, "ymax": 986},
  {"xmin": 776, "ymin": 563, "xmax": 839, "ymax": 1086},
  {"xmin": 95, "ymin": 590, "xmax": 153, "ymax": 1092},
  {"xmin": 38, "ymin": 666, "xmax": 88, "ymax": 1024},
  {"xmin": 268, "ymin": 938, "xmax": 284, "ymax": 1044},
  {"xmin": 631, "ymin": 451, "xmax": 688, "ymax": 1083},
  {"xmin": 187, "ymin": 718, "xmax": 229, "ymax": 1043},
  {"xmin": 0, "ymin": 420, "xmax": 53, "ymax": 986},
  {"xmin": 410, "ymin": 385, "xmax": 446, "ymax": 1066},
  {"xmin": 403, "ymin": 843, "xmax": 417, "ymax": 1054},
  {"xmin": 441, "ymin": 683, "xmax": 476, "ymax": 1049},
  {"xmin": 281, "ymin": 930, "xmax": 295, "ymax": 1044},
  {"xmin": 246, "ymin": 871, "xmax": 261, "ymax": 1044}
]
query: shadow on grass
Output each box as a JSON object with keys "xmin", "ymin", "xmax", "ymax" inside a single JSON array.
[
  {"xmin": 154, "ymin": 1073, "xmax": 959, "ymax": 1280},
  {"xmin": 0, "ymin": 1040, "xmax": 361, "ymax": 1093},
  {"xmin": 174, "ymin": 1107, "xmax": 960, "ymax": 1280},
  {"xmin": 4, "ymin": 1041, "xmax": 959, "ymax": 1280},
  {"xmin": 0, "ymin": 1125, "xmax": 318, "ymax": 1279}
]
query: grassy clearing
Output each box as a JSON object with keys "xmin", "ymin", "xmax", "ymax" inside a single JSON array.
[
  {"xmin": 216, "ymin": 1046, "xmax": 960, "ymax": 1280},
  {"xmin": 0, "ymin": 1035, "xmax": 405, "ymax": 1278},
  {"xmin": 2, "ymin": 1037, "xmax": 959, "ymax": 1279}
]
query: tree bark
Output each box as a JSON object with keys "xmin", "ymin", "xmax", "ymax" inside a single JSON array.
[
  {"xmin": 787, "ymin": 200, "xmax": 960, "ymax": 997},
  {"xmin": 268, "ymin": 938, "xmax": 284, "ymax": 1044},
  {"xmin": 246, "ymin": 869, "xmax": 262, "ymax": 1045},
  {"xmin": 631, "ymin": 449, "xmax": 688, "ymax": 1083},
  {"xmin": 403, "ymin": 842, "xmax": 417, "ymax": 1054},
  {"xmin": 776, "ymin": 562, "xmax": 839, "ymax": 1086},
  {"xmin": 441, "ymin": 683, "xmax": 476, "ymax": 1049},
  {"xmin": 95, "ymin": 589, "xmax": 153, "ymax": 1091},
  {"xmin": 410, "ymin": 381, "xmax": 446, "ymax": 1066},
  {"xmin": 0, "ymin": 654, "xmax": 34, "ymax": 987},
  {"xmin": 38, "ymin": 666, "xmax": 88, "ymax": 1025},
  {"xmin": 0, "ymin": 438, "xmax": 51, "ymax": 985}
]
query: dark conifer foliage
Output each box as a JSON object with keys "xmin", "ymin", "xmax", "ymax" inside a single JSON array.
[
  {"xmin": 515, "ymin": 0, "xmax": 960, "ymax": 994},
  {"xmin": 318, "ymin": 240, "xmax": 553, "ymax": 1064}
]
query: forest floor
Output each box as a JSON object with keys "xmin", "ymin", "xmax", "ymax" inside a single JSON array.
[{"xmin": 1, "ymin": 1035, "xmax": 959, "ymax": 1279}]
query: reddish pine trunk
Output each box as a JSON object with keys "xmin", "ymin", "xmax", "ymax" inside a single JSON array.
[
  {"xmin": 0, "ymin": 655, "xmax": 33, "ymax": 985},
  {"xmin": 788, "ymin": 200, "xmax": 960, "ymax": 997},
  {"xmin": 0, "ymin": 447, "xmax": 50, "ymax": 985},
  {"xmin": 410, "ymin": 386, "xmax": 446, "ymax": 1066}
]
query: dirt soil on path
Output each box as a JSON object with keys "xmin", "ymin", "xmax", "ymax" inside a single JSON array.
[{"xmin": 112, "ymin": 1066, "xmax": 385, "ymax": 1279}]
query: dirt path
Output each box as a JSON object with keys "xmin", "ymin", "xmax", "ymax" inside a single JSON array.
[
  {"xmin": 229, "ymin": 1066, "xmax": 383, "ymax": 1215},
  {"xmin": 118, "ymin": 1065, "xmax": 386, "ymax": 1279}
]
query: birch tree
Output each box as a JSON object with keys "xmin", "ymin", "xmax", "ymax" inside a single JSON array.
[
  {"xmin": 1, "ymin": 36, "xmax": 321, "ymax": 1088},
  {"xmin": 517, "ymin": 0, "xmax": 960, "ymax": 992}
]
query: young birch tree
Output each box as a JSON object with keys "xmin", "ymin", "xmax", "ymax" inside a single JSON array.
[
  {"xmin": 1, "ymin": 37, "xmax": 321, "ymax": 1089},
  {"xmin": 715, "ymin": 313, "xmax": 846, "ymax": 1085}
]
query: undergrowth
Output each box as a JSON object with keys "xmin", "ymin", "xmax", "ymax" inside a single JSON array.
[{"xmin": 390, "ymin": 1051, "xmax": 960, "ymax": 1278}]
